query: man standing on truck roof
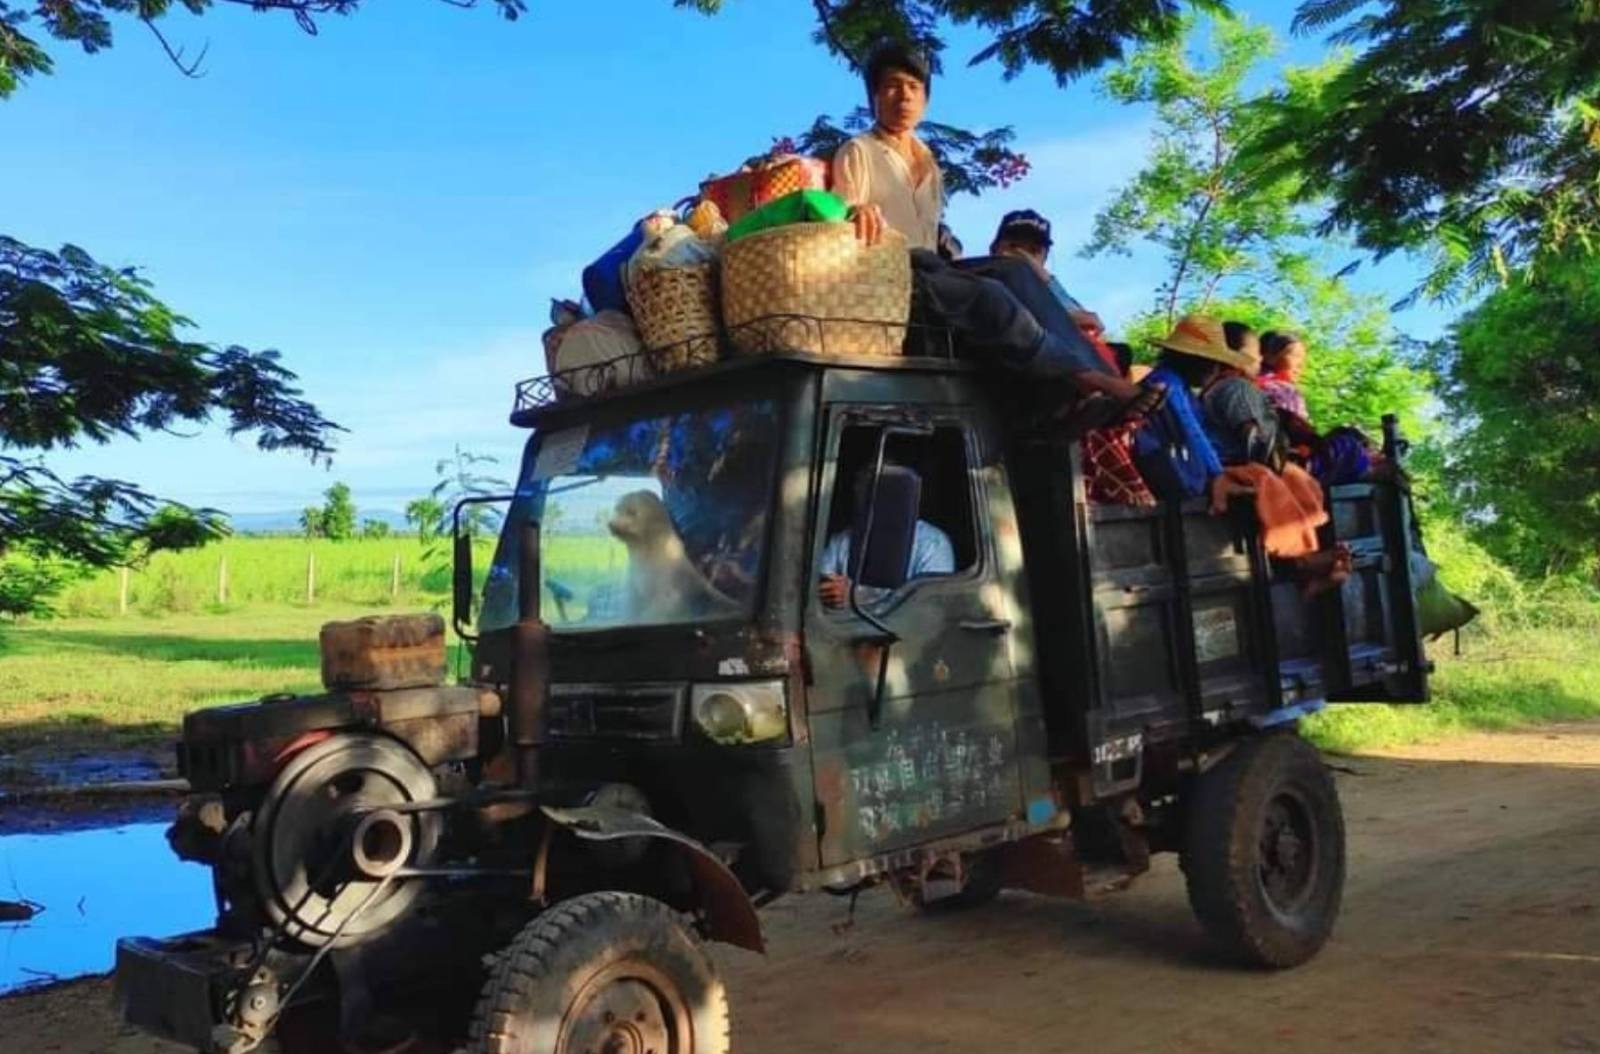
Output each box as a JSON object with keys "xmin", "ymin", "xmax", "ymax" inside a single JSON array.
[{"xmin": 832, "ymin": 44, "xmax": 1160, "ymax": 422}]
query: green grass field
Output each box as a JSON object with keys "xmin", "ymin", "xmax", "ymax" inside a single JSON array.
[
  {"xmin": 1304, "ymin": 625, "xmax": 1600, "ymax": 753},
  {"xmin": 52, "ymin": 536, "xmax": 476, "ymax": 616},
  {"xmin": 50, "ymin": 533, "xmax": 629, "ymax": 619},
  {"xmin": 0, "ymin": 606, "xmax": 395, "ymax": 768},
  {"xmin": 0, "ymin": 532, "xmax": 634, "ymax": 770}
]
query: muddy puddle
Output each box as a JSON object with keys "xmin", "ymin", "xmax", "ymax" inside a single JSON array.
[
  {"xmin": 0, "ymin": 749, "xmax": 169, "ymax": 797},
  {"xmin": 0, "ymin": 821, "xmax": 212, "ymax": 995}
]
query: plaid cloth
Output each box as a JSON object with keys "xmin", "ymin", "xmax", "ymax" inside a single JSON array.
[{"xmin": 1084, "ymin": 425, "xmax": 1157, "ymax": 507}]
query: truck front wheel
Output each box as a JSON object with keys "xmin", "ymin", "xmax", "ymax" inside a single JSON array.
[
  {"xmin": 1181, "ymin": 732, "xmax": 1345, "ymax": 968},
  {"xmin": 468, "ymin": 892, "xmax": 730, "ymax": 1054}
]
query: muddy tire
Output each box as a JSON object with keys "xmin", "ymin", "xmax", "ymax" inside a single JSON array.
[
  {"xmin": 467, "ymin": 892, "xmax": 730, "ymax": 1054},
  {"xmin": 1182, "ymin": 732, "xmax": 1345, "ymax": 969}
]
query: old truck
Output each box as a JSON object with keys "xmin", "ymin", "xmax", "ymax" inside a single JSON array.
[{"xmin": 116, "ymin": 330, "xmax": 1430, "ymax": 1054}]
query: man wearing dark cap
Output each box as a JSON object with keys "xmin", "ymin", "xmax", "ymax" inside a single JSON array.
[
  {"xmin": 990, "ymin": 209, "xmax": 1106, "ymax": 340},
  {"xmin": 833, "ymin": 43, "xmax": 1155, "ymax": 414}
]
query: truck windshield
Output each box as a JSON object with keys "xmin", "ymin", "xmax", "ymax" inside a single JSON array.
[{"xmin": 480, "ymin": 397, "xmax": 780, "ymax": 633}]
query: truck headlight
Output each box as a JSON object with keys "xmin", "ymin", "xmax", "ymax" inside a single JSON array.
[{"xmin": 690, "ymin": 681, "xmax": 788, "ymax": 745}]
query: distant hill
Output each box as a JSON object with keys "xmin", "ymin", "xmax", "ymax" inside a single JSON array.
[{"xmin": 227, "ymin": 508, "xmax": 412, "ymax": 535}]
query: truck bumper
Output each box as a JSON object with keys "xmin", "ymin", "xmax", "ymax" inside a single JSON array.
[{"xmin": 115, "ymin": 931, "xmax": 249, "ymax": 1053}]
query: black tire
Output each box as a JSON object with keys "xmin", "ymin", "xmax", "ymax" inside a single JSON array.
[
  {"xmin": 467, "ymin": 892, "xmax": 730, "ymax": 1054},
  {"xmin": 1181, "ymin": 732, "xmax": 1345, "ymax": 968},
  {"xmin": 273, "ymin": 998, "xmax": 343, "ymax": 1054}
]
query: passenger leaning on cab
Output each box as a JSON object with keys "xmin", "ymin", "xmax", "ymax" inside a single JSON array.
[
  {"xmin": 830, "ymin": 43, "xmax": 1162, "ymax": 422},
  {"xmin": 988, "ymin": 209, "xmax": 1111, "ymax": 359}
]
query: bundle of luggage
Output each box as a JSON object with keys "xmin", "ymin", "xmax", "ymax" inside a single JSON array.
[{"xmin": 543, "ymin": 151, "xmax": 913, "ymax": 399}]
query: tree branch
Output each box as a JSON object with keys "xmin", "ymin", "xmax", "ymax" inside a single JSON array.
[
  {"xmin": 810, "ymin": 0, "xmax": 857, "ymax": 66},
  {"xmin": 1163, "ymin": 104, "xmax": 1229, "ymax": 324},
  {"xmin": 142, "ymin": 17, "xmax": 208, "ymax": 78}
]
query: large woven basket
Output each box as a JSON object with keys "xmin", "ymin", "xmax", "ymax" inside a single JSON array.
[
  {"xmin": 625, "ymin": 262, "xmax": 721, "ymax": 373},
  {"xmin": 721, "ymin": 223, "xmax": 910, "ymax": 359}
]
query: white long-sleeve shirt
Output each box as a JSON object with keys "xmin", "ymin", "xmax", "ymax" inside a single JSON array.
[{"xmin": 831, "ymin": 132, "xmax": 945, "ymax": 252}]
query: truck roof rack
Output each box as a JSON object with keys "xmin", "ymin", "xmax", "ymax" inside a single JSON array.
[{"xmin": 511, "ymin": 314, "xmax": 961, "ymax": 423}]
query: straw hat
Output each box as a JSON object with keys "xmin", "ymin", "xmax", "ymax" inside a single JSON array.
[{"xmin": 1152, "ymin": 315, "xmax": 1260, "ymax": 375}]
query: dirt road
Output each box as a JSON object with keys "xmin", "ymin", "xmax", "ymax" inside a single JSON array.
[{"xmin": 5, "ymin": 723, "xmax": 1598, "ymax": 1053}]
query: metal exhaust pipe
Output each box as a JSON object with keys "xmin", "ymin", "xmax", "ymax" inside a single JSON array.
[{"xmin": 510, "ymin": 519, "xmax": 548, "ymax": 787}]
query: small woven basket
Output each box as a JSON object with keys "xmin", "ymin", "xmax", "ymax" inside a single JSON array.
[
  {"xmin": 721, "ymin": 223, "xmax": 911, "ymax": 359},
  {"xmin": 625, "ymin": 261, "xmax": 721, "ymax": 373}
]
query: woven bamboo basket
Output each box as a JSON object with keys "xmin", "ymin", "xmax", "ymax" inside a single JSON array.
[
  {"xmin": 625, "ymin": 261, "xmax": 721, "ymax": 373},
  {"xmin": 721, "ymin": 223, "xmax": 910, "ymax": 359}
]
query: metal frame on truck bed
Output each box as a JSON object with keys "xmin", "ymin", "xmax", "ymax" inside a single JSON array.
[{"xmin": 116, "ymin": 334, "xmax": 1431, "ymax": 1054}]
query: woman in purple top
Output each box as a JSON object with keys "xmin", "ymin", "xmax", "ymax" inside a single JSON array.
[
  {"xmin": 1257, "ymin": 331, "xmax": 1311, "ymax": 421},
  {"xmin": 1257, "ymin": 330, "xmax": 1375, "ymax": 486}
]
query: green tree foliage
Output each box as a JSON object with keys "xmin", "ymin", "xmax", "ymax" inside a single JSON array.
[
  {"xmin": 360, "ymin": 518, "xmax": 391, "ymax": 539},
  {"xmin": 779, "ymin": 110, "xmax": 1030, "ymax": 198},
  {"xmin": 414, "ymin": 448, "xmax": 507, "ymax": 593},
  {"xmin": 0, "ymin": 549, "xmax": 82, "ymax": 618},
  {"xmin": 1251, "ymin": 0, "xmax": 1600, "ymax": 300},
  {"xmin": 404, "ymin": 496, "xmax": 445, "ymax": 544},
  {"xmin": 735, "ymin": 0, "xmax": 1228, "ymax": 85},
  {"xmin": 297, "ymin": 483, "xmax": 356, "ymax": 539},
  {"xmin": 2, "ymin": 237, "xmax": 337, "ymax": 614},
  {"xmin": 1430, "ymin": 252, "xmax": 1600, "ymax": 581},
  {"xmin": 1083, "ymin": 17, "xmax": 1427, "ymax": 435},
  {"xmin": 431, "ymin": 446, "xmax": 507, "ymax": 541},
  {"xmin": 319, "ymin": 482, "xmax": 356, "ymax": 540},
  {"xmin": 1083, "ymin": 18, "xmax": 1317, "ymax": 323},
  {"xmin": 0, "ymin": 0, "xmax": 525, "ymax": 94}
]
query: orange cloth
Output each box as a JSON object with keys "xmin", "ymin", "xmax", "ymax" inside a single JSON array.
[{"xmin": 1222, "ymin": 462, "xmax": 1328, "ymax": 558}]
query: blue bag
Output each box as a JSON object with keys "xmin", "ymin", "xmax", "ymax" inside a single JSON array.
[
  {"xmin": 1131, "ymin": 370, "xmax": 1219, "ymax": 501},
  {"xmin": 1133, "ymin": 404, "xmax": 1210, "ymax": 501},
  {"xmin": 581, "ymin": 226, "xmax": 646, "ymax": 315}
]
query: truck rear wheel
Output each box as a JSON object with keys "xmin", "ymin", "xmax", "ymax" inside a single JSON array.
[
  {"xmin": 467, "ymin": 892, "xmax": 730, "ymax": 1054},
  {"xmin": 1182, "ymin": 732, "xmax": 1345, "ymax": 968}
]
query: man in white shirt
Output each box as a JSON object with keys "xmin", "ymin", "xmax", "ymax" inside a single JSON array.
[
  {"xmin": 831, "ymin": 54, "xmax": 944, "ymax": 253},
  {"xmin": 817, "ymin": 519, "xmax": 955, "ymax": 609},
  {"xmin": 831, "ymin": 44, "xmax": 1156, "ymax": 417}
]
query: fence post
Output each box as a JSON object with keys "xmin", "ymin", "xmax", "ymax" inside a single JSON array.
[
  {"xmin": 118, "ymin": 566, "xmax": 130, "ymax": 615},
  {"xmin": 307, "ymin": 551, "xmax": 316, "ymax": 604},
  {"xmin": 218, "ymin": 555, "xmax": 229, "ymax": 605},
  {"xmin": 391, "ymin": 553, "xmax": 401, "ymax": 599}
]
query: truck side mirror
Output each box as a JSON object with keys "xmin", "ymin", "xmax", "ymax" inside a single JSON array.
[
  {"xmin": 850, "ymin": 465, "xmax": 921, "ymax": 592},
  {"xmin": 846, "ymin": 423, "xmax": 933, "ymax": 729},
  {"xmin": 452, "ymin": 532, "xmax": 473, "ymax": 633}
]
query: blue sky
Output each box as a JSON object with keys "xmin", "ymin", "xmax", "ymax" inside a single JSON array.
[{"xmin": 7, "ymin": 0, "xmax": 1446, "ymax": 518}]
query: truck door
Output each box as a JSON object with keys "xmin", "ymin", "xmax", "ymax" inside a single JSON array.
[{"xmin": 803, "ymin": 409, "xmax": 1024, "ymax": 869}]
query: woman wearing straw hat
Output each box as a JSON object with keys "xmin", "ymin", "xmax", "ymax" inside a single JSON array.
[
  {"xmin": 1144, "ymin": 315, "xmax": 1350, "ymax": 596},
  {"xmin": 832, "ymin": 42, "xmax": 1163, "ymax": 423}
]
